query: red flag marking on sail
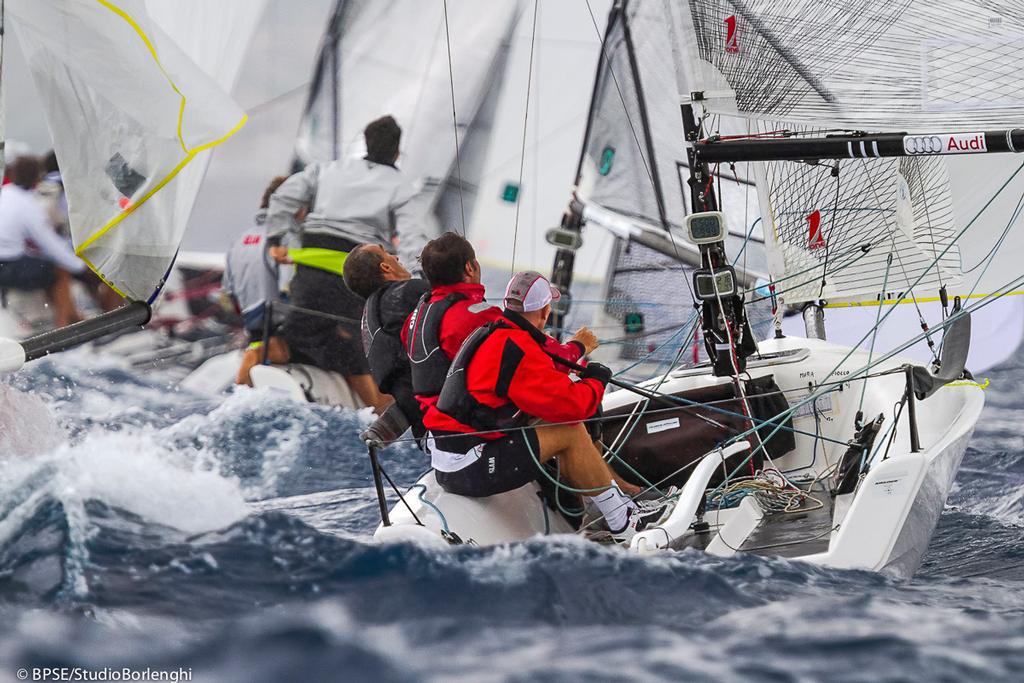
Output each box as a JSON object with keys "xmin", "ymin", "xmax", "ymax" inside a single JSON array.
[
  {"xmin": 807, "ymin": 210, "xmax": 826, "ymax": 250},
  {"xmin": 724, "ymin": 16, "xmax": 739, "ymax": 53}
]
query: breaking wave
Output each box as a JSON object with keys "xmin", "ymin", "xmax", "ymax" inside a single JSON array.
[{"xmin": 0, "ymin": 346, "xmax": 1021, "ymax": 681}]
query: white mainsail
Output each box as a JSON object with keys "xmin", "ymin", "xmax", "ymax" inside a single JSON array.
[{"xmin": 6, "ymin": 0, "xmax": 247, "ymax": 302}]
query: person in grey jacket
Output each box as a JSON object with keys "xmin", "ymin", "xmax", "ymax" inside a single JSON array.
[
  {"xmin": 263, "ymin": 115, "xmax": 427, "ymax": 412},
  {"xmin": 222, "ymin": 176, "xmax": 291, "ymax": 386}
]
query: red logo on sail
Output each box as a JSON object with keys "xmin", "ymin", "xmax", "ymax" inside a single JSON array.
[
  {"xmin": 724, "ymin": 16, "xmax": 739, "ymax": 53},
  {"xmin": 807, "ymin": 210, "xmax": 826, "ymax": 250}
]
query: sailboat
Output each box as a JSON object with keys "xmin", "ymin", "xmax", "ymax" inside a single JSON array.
[
  {"xmin": 0, "ymin": 0, "xmax": 246, "ymax": 373},
  {"xmin": 230, "ymin": 0, "xmax": 618, "ymax": 405},
  {"xmin": 371, "ymin": 0, "xmax": 1024, "ymax": 578}
]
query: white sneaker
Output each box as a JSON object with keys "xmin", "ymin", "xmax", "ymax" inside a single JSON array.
[{"xmin": 610, "ymin": 499, "xmax": 672, "ymax": 545}]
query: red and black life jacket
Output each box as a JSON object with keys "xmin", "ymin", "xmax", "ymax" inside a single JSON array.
[
  {"xmin": 405, "ymin": 291, "xmax": 466, "ymax": 398},
  {"xmin": 435, "ymin": 320, "xmax": 526, "ymax": 433}
]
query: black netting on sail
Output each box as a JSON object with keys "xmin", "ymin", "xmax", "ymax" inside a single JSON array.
[
  {"xmin": 685, "ymin": 0, "xmax": 1024, "ymax": 129},
  {"xmin": 760, "ymin": 136, "xmax": 961, "ymax": 304}
]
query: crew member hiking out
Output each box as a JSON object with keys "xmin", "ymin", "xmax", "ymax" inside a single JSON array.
[
  {"xmin": 425, "ymin": 272, "xmax": 671, "ymax": 544},
  {"xmin": 344, "ymin": 243, "xmax": 430, "ymax": 443},
  {"xmin": 265, "ymin": 115, "xmax": 428, "ymax": 413},
  {"xmin": 223, "ymin": 176, "xmax": 291, "ymax": 386},
  {"xmin": 403, "ymin": 232, "xmax": 598, "ymax": 414}
]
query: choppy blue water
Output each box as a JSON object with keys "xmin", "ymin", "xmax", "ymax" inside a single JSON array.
[{"xmin": 0, "ymin": 347, "xmax": 1022, "ymax": 682}]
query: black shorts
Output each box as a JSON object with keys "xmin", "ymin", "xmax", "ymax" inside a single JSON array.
[
  {"xmin": 434, "ymin": 429, "xmax": 541, "ymax": 497},
  {"xmin": 0, "ymin": 256, "xmax": 56, "ymax": 290},
  {"xmin": 281, "ymin": 233, "xmax": 369, "ymax": 376}
]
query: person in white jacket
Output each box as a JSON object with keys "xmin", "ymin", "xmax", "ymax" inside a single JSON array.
[
  {"xmin": 263, "ymin": 115, "xmax": 429, "ymax": 411},
  {"xmin": 0, "ymin": 156, "xmax": 87, "ymax": 327}
]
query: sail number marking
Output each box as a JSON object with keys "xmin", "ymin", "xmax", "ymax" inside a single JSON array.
[{"xmin": 903, "ymin": 133, "xmax": 987, "ymax": 155}]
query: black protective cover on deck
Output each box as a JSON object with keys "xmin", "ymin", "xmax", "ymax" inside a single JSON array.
[{"xmin": 602, "ymin": 375, "xmax": 795, "ymax": 488}]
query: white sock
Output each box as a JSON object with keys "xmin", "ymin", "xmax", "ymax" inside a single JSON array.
[{"xmin": 591, "ymin": 483, "xmax": 632, "ymax": 532}]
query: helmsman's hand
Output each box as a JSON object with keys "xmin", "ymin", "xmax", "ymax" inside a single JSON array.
[
  {"xmin": 570, "ymin": 326, "xmax": 599, "ymax": 355},
  {"xmin": 269, "ymin": 246, "xmax": 292, "ymax": 264}
]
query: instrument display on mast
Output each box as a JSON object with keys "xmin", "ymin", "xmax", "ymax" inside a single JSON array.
[
  {"xmin": 693, "ymin": 267, "xmax": 737, "ymax": 300},
  {"xmin": 545, "ymin": 227, "xmax": 583, "ymax": 250},
  {"xmin": 686, "ymin": 211, "xmax": 727, "ymax": 245}
]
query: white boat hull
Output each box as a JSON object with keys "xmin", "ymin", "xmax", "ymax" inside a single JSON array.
[
  {"xmin": 372, "ymin": 336, "xmax": 984, "ymax": 577},
  {"xmin": 249, "ymin": 363, "xmax": 364, "ymax": 410}
]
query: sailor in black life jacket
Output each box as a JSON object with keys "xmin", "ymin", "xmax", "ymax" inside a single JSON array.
[
  {"xmin": 423, "ymin": 271, "xmax": 671, "ymax": 545},
  {"xmin": 344, "ymin": 243, "xmax": 430, "ymax": 443}
]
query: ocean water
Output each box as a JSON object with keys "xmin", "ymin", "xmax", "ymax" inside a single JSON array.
[{"xmin": 0, "ymin": 346, "xmax": 1022, "ymax": 682}]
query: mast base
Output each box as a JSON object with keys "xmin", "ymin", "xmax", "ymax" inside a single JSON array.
[{"xmin": 803, "ymin": 302, "xmax": 826, "ymax": 340}]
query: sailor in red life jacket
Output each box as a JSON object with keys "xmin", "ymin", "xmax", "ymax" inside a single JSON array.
[
  {"xmin": 402, "ymin": 232, "xmax": 598, "ymax": 414},
  {"xmin": 423, "ymin": 271, "xmax": 670, "ymax": 544}
]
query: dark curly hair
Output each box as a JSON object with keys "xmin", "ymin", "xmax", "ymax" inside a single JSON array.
[{"xmin": 420, "ymin": 232, "xmax": 476, "ymax": 287}]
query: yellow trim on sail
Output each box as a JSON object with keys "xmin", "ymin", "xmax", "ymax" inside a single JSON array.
[
  {"xmin": 74, "ymin": 0, "xmax": 249, "ymax": 298},
  {"xmin": 94, "ymin": 0, "xmax": 189, "ymax": 153},
  {"xmin": 823, "ymin": 290, "xmax": 1024, "ymax": 308},
  {"xmin": 945, "ymin": 378, "xmax": 990, "ymax": 390}
]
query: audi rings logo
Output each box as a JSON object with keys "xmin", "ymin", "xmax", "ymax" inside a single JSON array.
[{"xmin": 903, "ymin": 135, "xmax": 943, "ymax": 155}]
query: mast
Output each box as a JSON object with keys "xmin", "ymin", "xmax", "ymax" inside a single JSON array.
[
  {"xmin": 549, "ymin": 0, "xmax": 672, "ymax": 339},
  {"xmin": 682, "ymin": 105, "xmax": 758, "ymax": 376},
  {"xmin": 548, "ymin": 0, "xmax": 622, "ymax": 340}
]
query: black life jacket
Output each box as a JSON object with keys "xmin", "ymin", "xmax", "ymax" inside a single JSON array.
[
  {"xmin": 435, "ymin": 321, "xmax": 525, "ymax": 432},
  {"xmin": 405, "ymin": 291, "xmax": 466, "ymax": 397},
  {"xmin": 361, "ymin": 280, "xmax": 427, "ymax": 394}
]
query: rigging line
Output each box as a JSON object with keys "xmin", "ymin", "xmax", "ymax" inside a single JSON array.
[
  {"xmin": 911, "ymin": 159, "xmax": 946, "ymax": 294},
  {"xmin": 442, "ymin": 0, "xmax": 467, "ymax": 236},
  {"xmin": 961, "ymin": 162, "xmax": 1024, "ymax": 275},
  {"xmin": 706, "ymin": 249, "xmax": 771, "ymax": 478},
  {"xmin": 605, "ymin": 311, "xmax": 700, "ymax": 460},
  {"xmin": 817, "ymin": 163, "xmax": 841, "ymax": 297},
  {"xmin": 859, "ymin": 252, "xmax": 892, "ymax": 417},
  {"xmin": 861, "ymin": 158, "xmax": 938, "ymax": 361},
  {"xmin": 741, "ymin": 120, "xmax": 752, "ymax": 285},
  {"xmin": 964, "ymin": 190, "xmax": 1024, "ymax": 301},
  {"xmin": 722, "ymin": 270, "xmax": 1024, "ymax": 462},
  {"xmin": 511, "ymin": 0, "xmax": 539, "ymax": 272}
]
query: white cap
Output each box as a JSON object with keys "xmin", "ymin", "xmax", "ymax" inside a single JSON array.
[{"xmin": 504, "ymin": 271, "xmax": 561, "ymax": 313}]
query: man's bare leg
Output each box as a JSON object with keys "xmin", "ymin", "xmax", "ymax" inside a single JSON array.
[
  {"xmin": 47, "ymin": 269, "xmax": 81, "ymax": 327},
  {"xmin": 345, "ymin": 373, "xmax": 393, "ymax": 414},
  {"xmin": 537, "ymin": 423, "xmax": 641, "ymax": 495},
  {"xmin": 535, "ymin": 422, "xmax": 641, "ymax": 532},
  {"xmin": 536, "ymin": 422, "xmax": 614, "ymax": 490},
  {"xmin": 236, "ymin": 336, "xmax": 291, "ymax": 386}
]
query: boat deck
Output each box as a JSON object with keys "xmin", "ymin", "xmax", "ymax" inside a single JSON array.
[
  {"xmin": 674, "ymin": 483, "xmax": 837, "ymax": 558},
  {"xmin": 740, "ymin": 483, "xmax": 835, "ymax": 559}
]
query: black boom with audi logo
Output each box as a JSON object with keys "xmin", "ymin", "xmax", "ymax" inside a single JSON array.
[{"xmin": 695, "ymin": 127, "xmax": 1024, "ymax": 163}]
